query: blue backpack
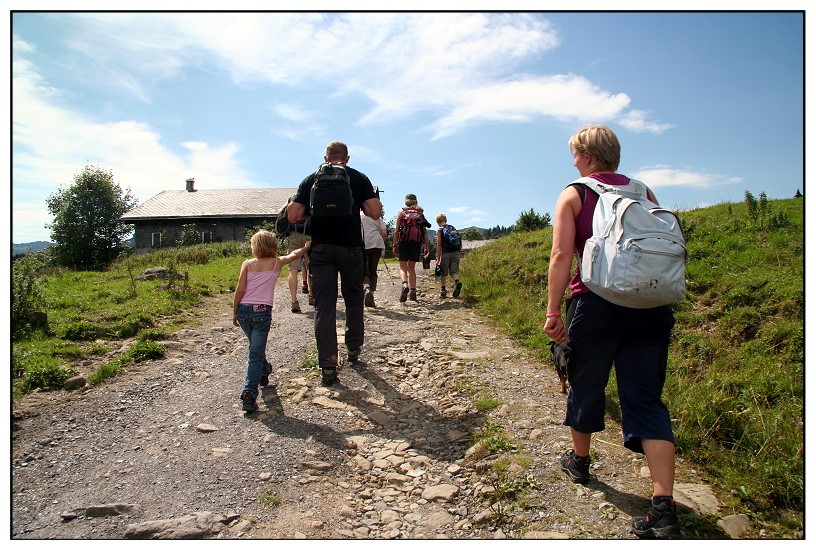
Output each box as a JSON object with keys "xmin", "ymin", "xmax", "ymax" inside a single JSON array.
[{"xmin": 440, "ymin": 224, "xmax": 461, "ymax": 251}]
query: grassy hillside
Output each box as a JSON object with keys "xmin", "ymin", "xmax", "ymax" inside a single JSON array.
[{"xmin": 459, "ymin": 197, "xmax": 803, "ymax": 535}]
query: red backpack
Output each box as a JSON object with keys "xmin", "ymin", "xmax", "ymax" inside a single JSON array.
[{"xmin": 398, "ymin": 207, "xmax": 426, "ymax": 243}]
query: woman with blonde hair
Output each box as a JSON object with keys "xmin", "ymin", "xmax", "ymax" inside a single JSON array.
[{"xmin": 544, "ymin": 125, "xmax": 680, "ymax": 538}]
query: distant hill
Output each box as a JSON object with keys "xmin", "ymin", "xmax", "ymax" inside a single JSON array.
[{"xmin": 13, "ymin": 242, "xmax": 53, "ymax": 257}]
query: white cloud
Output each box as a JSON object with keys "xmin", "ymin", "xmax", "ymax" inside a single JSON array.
[
  {"xmin": 632, "ymin": 165, "xmax": 744, "ymax": 188},
  {"xmin": 11, "ymin": 55, "xmax": 252, "ymax": 242},
  {"xmin": 616, "ymin": 110, "xmax": 675, "ymax": 134},
  {"xmin": 44, "ymin": 13, "xmax": 668, "ymax": 139}
]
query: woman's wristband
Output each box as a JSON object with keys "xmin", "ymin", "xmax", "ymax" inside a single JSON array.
[{"xmin": 546, "ymin": 311, "xmax": 561, "ymax": 318}]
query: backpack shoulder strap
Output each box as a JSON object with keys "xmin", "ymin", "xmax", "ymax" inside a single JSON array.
[{"xmin": 569, "ymin": 176, "xmax": 609, "ymax": 197}]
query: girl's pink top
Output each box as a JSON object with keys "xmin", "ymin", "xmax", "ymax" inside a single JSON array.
[{"xmin": 240, "ymin": 270, "xmax": 280, "ymax": 306}]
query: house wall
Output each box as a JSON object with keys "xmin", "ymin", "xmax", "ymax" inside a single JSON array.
[{"xmin": 130, "ymin": 217, "xmax": 276, "ymax": 253}]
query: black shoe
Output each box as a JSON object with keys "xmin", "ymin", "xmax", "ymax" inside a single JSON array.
[
  {"xmin": 308, "ymin": 296, "xmax": 315, "ymax": 306},
  {"xmin": 347, "ymin": 348, "xmax": 360, "ymax": 364},
  {"xmin": 632, "ymin": 498, "xmax": 683, "ymax": 539},
  {"xmin": 453, "ymin": 281, "xmax": 462, "ymax": 298},
  {"xmin": 399, "ymin": 286, "xmax": 409, "ymax": 303},
  {"xmin": 560, "ymin": 449, "xmax": 590, "ymax": 484},
  {"xmin": 302, "ymin": 284, "xmax": 309, "ymax": 294},
  {"xmin": 364, "ymin": 289, "xmax": 375, "ymax": 308},
  {"xmin": 321, "ymin": 367, "xmax": 337, "ymax": 387},
  {"xmin": 260, "ymin": 373, "xmax": 269, "ymax": 387},
  {"xmin": 440, "ymin": 288, "xmax": 447, "ymax": 299},
  {"xmin": 409, "ymin": 289, "xmax": 417, "ymax": 301},
  {"xmin": 241, "ymin": 392, "xmax": 258, "ymax": 413}
]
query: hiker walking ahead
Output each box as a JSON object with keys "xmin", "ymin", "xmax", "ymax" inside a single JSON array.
[
  {"xmin": 287, "ymin": 141, "xmax": 381, "ymax": 387},
  {"xmin": 434, "ymin": 213, "xmax": 463, "ymax": 299},
  {"xmin": 543, "ymin": 124, "xmax": 681, "ymax": 539},
  {"xmin": 286, "ymin": 203, "xmax": 313, "ymax": 313},
  {"xmin": 233, "ymin": 230, "xmax": 310, "ymax": 412},
  {"xmin": 361, "ymin": 211, "xmax": 387, "ymax": 308},
  {"xmin": 393, "ymin": 193, "xmax": 431, "ymax": 302}
]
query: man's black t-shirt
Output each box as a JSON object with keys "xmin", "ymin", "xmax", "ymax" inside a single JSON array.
[{"xmin": 293, "ymin": 165, "xmax": 377, "ymax": 248}]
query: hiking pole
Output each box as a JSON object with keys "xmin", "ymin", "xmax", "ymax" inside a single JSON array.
[{"xmin": 381, "ymin": 255, "xmax": 396, "ymax": 285}]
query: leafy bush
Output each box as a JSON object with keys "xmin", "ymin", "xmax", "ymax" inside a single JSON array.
[
  {"xmin": 125, "ymin": 340, "xmax": 166, "ymax": 362},
  {"xmin": 11, "ymin": 252, "xmax": 50, "ymax": 336},
  {"xmin": 13, "ymin": 350, "xmax": 76, "ymax": 392}
]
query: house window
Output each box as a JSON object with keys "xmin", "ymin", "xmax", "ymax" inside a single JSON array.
[
  {"xmin": 201, "ymin": 231, "xmax": 212, "ymax": 244},
  {"xmin": 151, "ymin": 232, "xmax": 162, "ymax": 247}
]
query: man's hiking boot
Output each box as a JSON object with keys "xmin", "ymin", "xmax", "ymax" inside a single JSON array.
[
  {"xmin": 321, "ymin": 367, "xmax": 337, "ymax": 387},
  {"xmin": 260, "ymin": 373, "xmax": 269, "ymax": 387},
  {"xmin": 399, "ymin": 286, "xmax": 409, "ymax": 303},
  {"xmin": 560, "ymin": 449, "xmax": 590, "ymax": 484},
  {"xmin": 364, "ymin": 289, "xmax": 375, "ymax": 308},
  {"xmin": 632, "ymin": 497, "xmax": 683, "ymax": 539},
  {"xmin": 440, "ymin": 288, "xmax": 447, "ymax": 299},
  {"xmin": 301, "ymin": 284, "xmax": 309, "ymax": 294},
  {"xmin": 453, "ymin": 281, "xmax": 462, "ymax": 298},
  {"xmin": 347, "ymin": 348, "xmax": 360, "ymax": 364},
  {"xmin": 409, "ymin": 289, "xmax": 417, "ymax": 302},
  {"xmin": 241, "ymin": 392, "xmax": 258, "ymax": 413},
  {"xmin": 291, "ymin": 300, "xmax": 301, "ymax": 313}
]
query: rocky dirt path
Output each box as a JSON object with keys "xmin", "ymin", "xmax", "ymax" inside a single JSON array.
[{"xmin": 11, "ymin": 265, "xmax": 729, "ymax": 540}]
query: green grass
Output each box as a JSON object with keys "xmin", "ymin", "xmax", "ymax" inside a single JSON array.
[
  {"xmin": 11, "ymin": 241, "xmax": 262, "ymax": 399},
  {"xmin": 461, "ymin": 197, "xmax": 803, "ymax": 537}
]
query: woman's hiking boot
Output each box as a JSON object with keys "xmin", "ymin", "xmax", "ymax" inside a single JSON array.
[
  {"xmin": 399, "ymin": 285, "xmax": 409, "ymax": 303},
  {"xmin": 291, "ymin": 300, "xmax": 301, "ymax": 313},
  {"xmin": 409, "ymin": 289, "xmax": 417, "ymax": 302},
  {"xmin": 560, "ymin": 449, "xmax": 590, "ymax": 484},
  {"xmin": 632, "ymin": 497, "xmax": 682, "ymax": 539}
]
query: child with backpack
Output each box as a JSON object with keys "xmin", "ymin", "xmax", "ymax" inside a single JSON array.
[
  {"xmin": 232, "ymin": 230, "xmax": 310, "ymax": 413},
  {"xmin": 434, "ymin": 213, "xmax": 462, "ymax": 299},
  {"xmin": 393, "ymin": 194, "xmax": 431, "ymax": 302}
]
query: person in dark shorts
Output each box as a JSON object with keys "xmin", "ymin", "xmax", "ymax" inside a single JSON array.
[
  {"xmin": 392, "ymin": 193, "xmax": 430, "ymax": 302},
  {"xmin": 544, "ymin": 125, "xmax": 681, "ymax": 539}
]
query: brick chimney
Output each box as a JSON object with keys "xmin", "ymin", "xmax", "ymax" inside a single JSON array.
[{"xmin": 186, "ymin": 178, "xmax": 196, "ymax": 192}]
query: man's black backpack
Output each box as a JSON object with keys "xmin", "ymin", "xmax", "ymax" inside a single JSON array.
[
  {"xmin": 310, "ymin": 163, "xmax": 355, "ymax": 217},
  {"xmin": 275, "ymin": 200, "xmax": 292, "ymax": 237}
]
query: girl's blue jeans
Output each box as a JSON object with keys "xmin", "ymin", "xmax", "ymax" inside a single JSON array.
[{"xmin": 236, "ymin": 303, "xmax": 272, "ymax": 400}]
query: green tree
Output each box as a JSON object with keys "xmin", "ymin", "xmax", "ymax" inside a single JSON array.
[
  {"xmin": 46, "ymin": 165, "xmax": 138, "ymax": 269},
  {"xmin": 513, "ymin": 208, "xmax": 551, "ymax": 231},
  {"xmin": 177, "ymin": 224, "xmax": 202, "ymax": 247},
  {"xmin": 460, "ymin": 227, "xmax": 483, "ymax": 240}
]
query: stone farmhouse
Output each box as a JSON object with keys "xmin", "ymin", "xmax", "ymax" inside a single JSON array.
[{"xmin": 121, "ymin": 178, "xmax": 296, "ymax": 254}]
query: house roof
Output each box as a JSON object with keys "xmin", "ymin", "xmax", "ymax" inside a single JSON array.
[{"xmin": 122, "ymin": 188, "xmax": 297, "ymax": 221}]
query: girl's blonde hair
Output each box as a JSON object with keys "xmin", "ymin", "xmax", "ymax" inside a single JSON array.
[
  {"xmin": 250, "ymin": 230, "xmax": 278, "ymax": 259},
  {"xmin": 568, "ymin": 124, "xmax": 621, "ymax": 172},
  {"xmin": 436, "ymin": 213, "xmax": 447, "ymax": 224}
]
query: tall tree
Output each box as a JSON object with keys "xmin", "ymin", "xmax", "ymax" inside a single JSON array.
[
  {"xmin": 46, "ymin": 164, "xmax": 138, "ymax": 269},
  {"xmin": 514, "ymin": 208, "xmax": 551, "ymax": 232}
]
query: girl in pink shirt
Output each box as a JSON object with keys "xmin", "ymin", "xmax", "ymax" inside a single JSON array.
[{"xmin": 233, "ymin": 230, "xmax": 309, "ymax": 413}]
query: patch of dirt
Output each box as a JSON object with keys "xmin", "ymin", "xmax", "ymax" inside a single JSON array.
[{"xmin": 11, "ymin": 266, "xmax": 725, "ymax": 540}]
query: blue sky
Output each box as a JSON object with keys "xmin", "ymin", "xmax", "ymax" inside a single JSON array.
[{"xmin": 9, "ymin": 8, "xmax": 806, "ymax": 244}]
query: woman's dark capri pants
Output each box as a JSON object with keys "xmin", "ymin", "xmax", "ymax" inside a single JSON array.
[{"xmin": 565, "ymin": 292, "xmax": 676, "ymax": 454}]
